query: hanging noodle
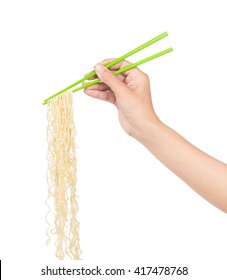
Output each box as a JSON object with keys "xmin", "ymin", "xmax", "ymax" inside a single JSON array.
[{"xmin": 46, "ymin": 90, "xmax": 81, "ymax": 260}]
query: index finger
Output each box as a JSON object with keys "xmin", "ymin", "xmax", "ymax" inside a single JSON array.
[
  {"xmin": 83, "ymin": 58, "xmax": 128, "ymax": 80},
  {"xmin": 99, "ymin": 58, "xmax": 143, "ymax": 77}
]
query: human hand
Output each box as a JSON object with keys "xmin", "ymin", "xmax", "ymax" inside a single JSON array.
[
  {"xmin": 84, "ymin": 59, "xmax": 160, "ymax": 139},
  {"xmin": 84, "ymin": 60, "xmax": 227, "ymax": 213}
]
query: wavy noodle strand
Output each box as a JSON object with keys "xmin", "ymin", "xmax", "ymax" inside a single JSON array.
[{"xmin": 46, "ymin": 91, "xmax": 81, "ymax": 260}]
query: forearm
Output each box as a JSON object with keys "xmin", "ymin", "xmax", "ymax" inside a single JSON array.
[
  {"xmin": 134, "ymin": 120, "xmax": 227, "ymax": 213},
  {"xmin": 89, "ymin": 62, "xmax": 227, "ymax": 212}
]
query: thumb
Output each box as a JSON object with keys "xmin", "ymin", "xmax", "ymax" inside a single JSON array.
[{"xmin": 95, "ymin": 64, "xmax": 128, "ymax": 96}]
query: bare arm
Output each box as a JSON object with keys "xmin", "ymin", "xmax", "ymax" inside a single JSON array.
[
  {"xmin": 84, "ymin": 60, "xmax": 227, "ymax": 213},
  {"xmin": 135, "ymin": 120, "xmax": 227, "ymax": 213}
]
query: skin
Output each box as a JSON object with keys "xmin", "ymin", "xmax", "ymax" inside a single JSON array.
[{"xmin": 84, "ymin": 59, "xmax": 227, "ymax": 213}]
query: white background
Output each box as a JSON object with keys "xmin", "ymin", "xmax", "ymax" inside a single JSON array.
[{"xmin": 0, "ymin": 0, "xmax": 227, "ymax": 279}]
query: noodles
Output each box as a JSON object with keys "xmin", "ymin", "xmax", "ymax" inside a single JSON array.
[{"xmin": 46, "ymin": 91, "xmax": 81, "ymax": 260}]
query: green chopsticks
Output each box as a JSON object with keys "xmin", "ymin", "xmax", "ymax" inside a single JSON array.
[
  {"xmin": 71, "ymin": 48, "xmax": 173, "ymax": 94},
  {"xmin": 43, "ymin": 32, "xmax": 172, "ymax": 105}
]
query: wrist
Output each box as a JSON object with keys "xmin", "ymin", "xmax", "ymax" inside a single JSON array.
[{"xmin": 132, "ymin": 115, "xmax": 163, "ymax": 146}]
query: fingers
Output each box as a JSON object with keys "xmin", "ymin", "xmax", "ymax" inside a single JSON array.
[
  {"xmin": 83, "ymin": 58, "xmax": 146, "ymax": 98},
  {"xmin": 83, "ymin": 82, "xmax": 110, "ymax": 91},
  {"xmin": 84, "ymin": 89, "xmax": 116, "ymax": 104},
  {"xmin": 84, "ymin": 58, "xmax": 140, "ymax": 82},
  {"xmin": 97, "ymin": 58, "xmax": 143, "ymax": 78},
  {"xmin": 84, "ymin": 59, "xmax": 117, "ymax": 80},
  {"xmin": 84, "ymin": 69, "xmax": 126, "ymax": 82},
  {"xmin": 99, "ymin": 58, "xmax": 131, "ymax": 70},
  {"xmin": 94, "ymin": 64, "xmax": 129, "ymax": 96}
]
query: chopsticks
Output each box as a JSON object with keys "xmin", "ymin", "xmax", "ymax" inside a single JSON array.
[{"xmin": 43, "ymin": 32, "xmax": 172, "ymax": 105}]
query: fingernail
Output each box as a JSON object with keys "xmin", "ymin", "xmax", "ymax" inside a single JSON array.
[{"xmin": 95, "ymin": 64, "xmax": 105, "ymax": 73}]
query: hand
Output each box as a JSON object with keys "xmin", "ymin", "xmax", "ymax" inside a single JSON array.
[
  {"xmin": 84, "ymin": 59, "xmax": 160, "ymax": 138},
  {"xmin": 84, "ymin": 60, "xmax": 227, "ymax": 213}
]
